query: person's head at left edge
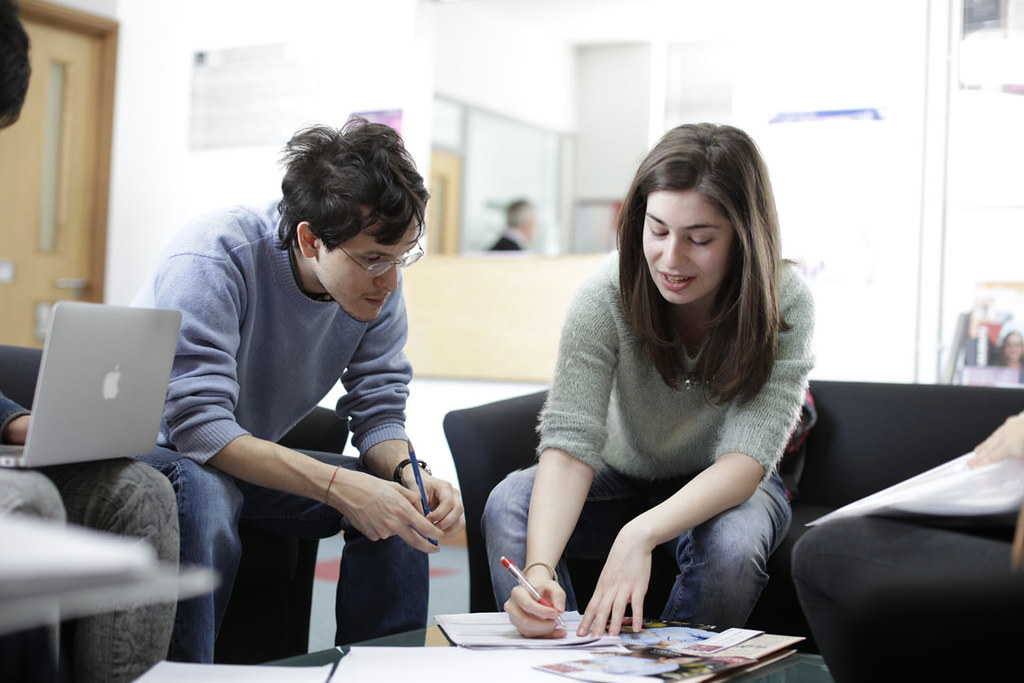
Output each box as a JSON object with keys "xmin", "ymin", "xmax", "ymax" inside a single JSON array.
[{"xmin": 0, "ymin": 0, "xmax": 31, "ymax": 129}]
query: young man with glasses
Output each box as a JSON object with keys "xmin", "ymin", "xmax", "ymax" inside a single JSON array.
[{"xmin": 133, "ymin": 117, "xmax": 464, "ymax": 663}]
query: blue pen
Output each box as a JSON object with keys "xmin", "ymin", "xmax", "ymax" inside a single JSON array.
[{"xmin": 407, "ymin": 444, "xmax": 438, "ymax": 546}]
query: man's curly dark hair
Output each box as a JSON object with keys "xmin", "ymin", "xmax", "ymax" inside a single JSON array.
[{"xmin": 277, "ymin": 116, "xmax": 429, "ymax": 250}]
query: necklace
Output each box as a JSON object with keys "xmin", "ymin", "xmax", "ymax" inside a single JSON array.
[
  {"xmin": 678, "ymin": 371, "xmax": 704, "ymax": 389},
  {"xmin": 677, "ymin": 347, "xmax": 703, "ymax": 389}
]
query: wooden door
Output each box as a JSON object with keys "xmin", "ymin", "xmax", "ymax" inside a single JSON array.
[
  {"xmin": 428, "ymin": 149, "xmax": 463, "ymax": 255},
  {"xmin": 0, "ymin": 1, "xmax": 117, "ymax": 347}
]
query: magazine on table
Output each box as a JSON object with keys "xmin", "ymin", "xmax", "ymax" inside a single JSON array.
[{"xmin": 533, "ymin": 620, "xmax": 803, "ymax": 682}]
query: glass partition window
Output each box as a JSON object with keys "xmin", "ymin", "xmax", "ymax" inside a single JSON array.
[
  {"xmin": 432, "ymin": 98, "xmax": 563, "ymax": 254},
  {"xmin": 426, "ymin": 0, "xmax": 1023, "ymax": 386},
  {"xmin": 942, "ymin": 0, "xmax": 1024, "ymax": 387}
]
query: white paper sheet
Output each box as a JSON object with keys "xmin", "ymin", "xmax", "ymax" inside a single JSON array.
[
  {"xmin": 435, "ymin": 611, "xmax": 621, "ymax": 648},
  {"xmin": 808, "ymin": 452, "xmax": 1024, "ymax": 526},
  {"xmin": 136, "ymin": 661, "xmax": 334, "ymax": 682},
  {"xmin": 331, "ymin": 646, "xmax": 590, "ymax": 683}
]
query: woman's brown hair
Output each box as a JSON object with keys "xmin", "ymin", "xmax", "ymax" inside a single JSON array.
[{"xmin": 617, "ymin": 123, "xmax": 787, "ymax": 403}]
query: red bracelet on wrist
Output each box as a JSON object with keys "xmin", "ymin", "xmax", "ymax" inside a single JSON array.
[{"xmin": 324, "ymin": 465, "xmax": 343, "ymax": 504}]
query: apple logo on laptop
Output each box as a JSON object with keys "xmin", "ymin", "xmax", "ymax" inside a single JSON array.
[{"xmin": 103, "ymin": 365, "xmax": 121, "ymax": 400}]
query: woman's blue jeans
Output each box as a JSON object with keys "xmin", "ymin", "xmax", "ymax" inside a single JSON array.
[
  {"xmin": 136, "ymin": 447, "xmax": 428, "ymax": 663},
  {"xmin": 481, "ymin": 463, "xmax": 792, "ymax": 628}
]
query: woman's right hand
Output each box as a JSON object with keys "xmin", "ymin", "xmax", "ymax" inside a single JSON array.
[
  {"xmin": 504, "ymin": 577, "xmax": 567, "ymax": 638},
  {"xmin": 507, "ymin": 448, "xmax": 593, "ymax": 638}
]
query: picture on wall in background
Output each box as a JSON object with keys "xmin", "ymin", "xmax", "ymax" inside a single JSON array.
[
  {"xmin": 948, "ymin": 282, "xmax": 1024, "ymax": 387},
  {"xmin": 354, "ymin": 109, "xmax": 403, "ymax": 136},
  {"xmin": 189, "ymin": 43, "xmax": 318, "ymax": 150}
]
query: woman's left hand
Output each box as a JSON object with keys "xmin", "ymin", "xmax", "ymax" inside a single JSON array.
[
  {"xmin": 575, "ymin": 453, "xmax": 763, "ymax": 637},
  {"xmin": 577, "ymin": 524, "xmax": 654, "ymax": 637}
]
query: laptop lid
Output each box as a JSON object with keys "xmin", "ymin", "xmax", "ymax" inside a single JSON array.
[{"xmin": 0, "ymin": 301, "xmax": 181, "ymax": 468}]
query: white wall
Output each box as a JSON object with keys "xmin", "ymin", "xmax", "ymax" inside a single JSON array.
[
  {"xmin": 431, "ymin": 1, "xmax": 575, "ymax": 133},
  {"xmin": 46, "ymin": 0, "xmax": 115, "ymax": 18},
  {"xmin": 574, "ymin": 44, "xmax": 652, "ymax": 202},
  {"xmin": 733, "ymin": 1, "xmax": 932, "ymax": 383},
  {"xmin": 102, "ymin": 0, "xmax": 429, "ymax": 305}
]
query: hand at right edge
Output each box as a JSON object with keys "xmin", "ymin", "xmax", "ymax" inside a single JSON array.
[{"xmin": 969, "ymin": 410, "xmax": 1024, "ymax": 467}]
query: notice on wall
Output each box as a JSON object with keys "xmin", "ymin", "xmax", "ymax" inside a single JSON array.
[{"xmin": 188, "ymin": 43, "xmax": 318, "ymax": 150}]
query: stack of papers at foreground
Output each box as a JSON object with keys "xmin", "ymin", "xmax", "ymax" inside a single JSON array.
[{"xmin": 0, "ymin": 514, "xmax": 216, "ymax": 636}]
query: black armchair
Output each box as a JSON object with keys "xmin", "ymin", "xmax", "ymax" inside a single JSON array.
[
  {"xmin": 443, "ymin": 379, "xmax": 1024, "ymax": 653},
  {"xmin": 442, "ymin": 391, "xmax": 548, "ymax": 616}
]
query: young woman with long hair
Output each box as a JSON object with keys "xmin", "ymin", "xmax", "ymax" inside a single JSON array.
[{"xmin": 482, "ymin": 123, "xmax": 815, "ymax": 638}]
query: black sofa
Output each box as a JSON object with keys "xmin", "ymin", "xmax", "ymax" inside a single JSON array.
[
  {"xmin": 0, "ymin": 344, "xmax": 347, "ymax": 664},
  {"xmin": 443, "ymin": 379, "xmax": 1024, "ymax": 652}
]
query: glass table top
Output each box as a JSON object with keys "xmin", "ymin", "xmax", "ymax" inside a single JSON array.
[{"xmin": 270, "ymin": 626, "xmax": 834, "ymax": 682}]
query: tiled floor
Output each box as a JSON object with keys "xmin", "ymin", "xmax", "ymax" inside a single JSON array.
[{"xmin": 307, "ymin": 532, "xmax": 470, "ymax": 651}]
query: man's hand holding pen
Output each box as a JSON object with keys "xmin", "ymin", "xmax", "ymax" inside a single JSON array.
[
  {"xmin": 403, "ymin": 466, "xmax": 466, "ymax": 542},
  {"xmin": 326, "ymin": 439, "xmax": 465, "ymax": 553},
  {"xmin": 325, "ymin": 467, "xmax": 443, "ymax": 552}
]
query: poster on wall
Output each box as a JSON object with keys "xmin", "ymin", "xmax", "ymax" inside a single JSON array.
[
  {"xmin": 948, "ymin": 282, "xmax": 1024, "ymax": 387},
  {"xmin": 353, "ymin": 109, "xmax": 403, "ymax": 136},
  {"xmin": 189, "ymin": 43, "xmax": 318, "ymax": 150}
]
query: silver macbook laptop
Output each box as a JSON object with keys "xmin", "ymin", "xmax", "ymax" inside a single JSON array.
[{"xmin": 0, "ymin": 301, "xmax": 181, "ymax": 468}]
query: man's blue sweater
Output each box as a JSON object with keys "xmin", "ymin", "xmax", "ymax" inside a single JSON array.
[{"xmin": 133, "ymin": 201, "xmax": 411, "ymax": 464}]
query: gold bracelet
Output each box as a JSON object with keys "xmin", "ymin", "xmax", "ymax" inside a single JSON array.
[
  {"xmin": 524, "ymin": 561, "xmax": 557, "ymax": 582},
  {"xmin": 324, "ymin": 465, "xmax": 343, "ymax": 505}
]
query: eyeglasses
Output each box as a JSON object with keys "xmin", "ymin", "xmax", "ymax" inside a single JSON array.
[{"xmin": 338, "ymin": 244, "xmax": 424, "ymax": 276}]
